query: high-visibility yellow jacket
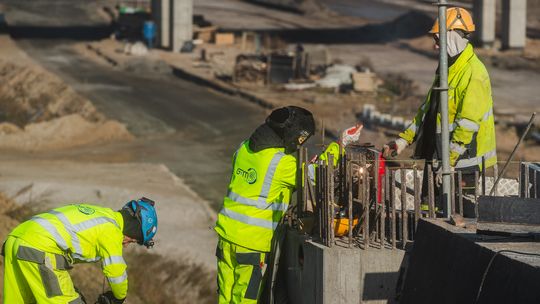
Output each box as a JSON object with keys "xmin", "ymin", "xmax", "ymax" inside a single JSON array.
[
  {"xmin": 400, "ymin": 44, "xmax": 497, "ymax": 170},
  {"xmin": 9, "ymin": 204, "xmax": 128, "ymax": 299},
  {"xmin": 215, "ymin": 141, "xmax": 296, "ymax": 252}
]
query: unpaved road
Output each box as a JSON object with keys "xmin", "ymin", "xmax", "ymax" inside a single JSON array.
[{"xmin": 13, "ymin": 39, "xmax": 265, "ymax": 207}]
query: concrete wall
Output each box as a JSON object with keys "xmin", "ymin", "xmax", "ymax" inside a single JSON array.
[
  {"xmin": 401, "ymin": 219, "xmax": 540, "ymax": 304},
  {"xmin": 282, "ymin": 230, "xmax": 405, "ymax": 304}
]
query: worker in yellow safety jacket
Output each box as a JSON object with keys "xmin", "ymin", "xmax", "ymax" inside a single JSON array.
[
  {"xmin": 383, "ymin": 7, "xmax": 496, "ymax": 216},
  {"xmin": 2, "ymin": 197, "xmax": 158, "ymax": 304},
  {"xmin": 215, "ymin": 106, "xmax": 362, "ymax": 303}
]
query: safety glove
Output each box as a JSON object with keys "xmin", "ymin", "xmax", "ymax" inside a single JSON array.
[
  {"xmin": 340, "ymin": 124, "xmax": 363, "ymax": 147},
  {"xmin": 435, "ymin": 166, "xmax": 455, "ymax": 188},
  {"xmin": 382, "ymin": 138, "xmax": 408, "ymax": 158},
  {"xmin": 96, "ymin": 291, "xmax": 125, "ymax": 304}
]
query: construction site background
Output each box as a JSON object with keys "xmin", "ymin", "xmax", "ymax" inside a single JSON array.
[{"xmin": 0, "ymin": 0, "xmax": 539, "ymax": 303}]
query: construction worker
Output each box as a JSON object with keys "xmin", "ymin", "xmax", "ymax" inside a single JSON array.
[
  {"xmin": 383, "ymin": 7, "xmax": 496, "ymax": 216},
  {"xmin": 2, "ymin": 197, "xmax": 158, "ymax": 304},
  {"xmin": 215, "ymin": 106, "xmax": 361, "ymax": 303}
]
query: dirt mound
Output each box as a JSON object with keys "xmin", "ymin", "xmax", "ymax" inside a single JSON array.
[
  {"xmin": 0, "ymin": 55, "xmax": 135, "ymax": 150},
  {"xmin": 0, "ymin": 114, "xmax": 134, "ymax": 150},
  {"xmin": 0, "ymin": 60, "xmax": 104, "ymax": 127}
]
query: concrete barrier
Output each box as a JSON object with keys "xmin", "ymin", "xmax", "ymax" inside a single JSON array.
[
  {"xmin": 401, "ymin": 219, "xmax": 540, "ymax": 304},
  {"xmin": 282, "ymin": 229, "xmax": 405, "ymax": 304}
]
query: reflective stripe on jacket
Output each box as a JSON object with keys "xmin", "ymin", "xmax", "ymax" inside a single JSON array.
[
  {"xmin": 399, "ymin": 44, "xmax": 497, "ymax": 170},
  {"xmin": 215, "ymin": 141, "xmax": 296, "ymax": 252},
  {"xmin": 9, "ymin": 204, "xmax": 128, "ymax": 299}
]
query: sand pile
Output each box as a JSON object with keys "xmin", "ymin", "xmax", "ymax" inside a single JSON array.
[
  {"xmin": 0, "ymin": 60, "xmax": 104, "ymax": 126},
  {"xmin": 0, "ymin": 58, "xmax": 134, "ymax": 150},
  {"xmin": 0, "ymin": 114, "xmax": 133, "ymax": 150}
]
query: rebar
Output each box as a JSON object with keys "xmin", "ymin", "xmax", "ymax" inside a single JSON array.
[
  {"xmin": 523, "ymin": 163, "xmax": 530, "ymax": 198},
  {"xmin": 458, "ymin": 171, "xmax": 464, "ymax": 216},
  {"xmin": 427, "ymin": 163, "xmax": 436, "ymax": 218},
  {"xmin": 328, "ymin": 154, "xmax": 335, "ymax": 247},
  {"xmin": 490, "ymin": 112, "xmax": 536, "ymax": 196},
  {"xmin": 390, "ymin": 169, "xmax": 396, "ymax": 249},
  {"xmin": 400, "ymin": 169, "xmax": 407, "ymax": 249},
  {"xmin": 347, "ymin": 154, "xmax": 353, "ymax": 248},
  {"xmin": 493, "ymin": 164, "xmax": 499, "ymax": 196},
  {"xmin": 450, "ymin": 170, "xmax": 456, "ymax": 215},
  {"xmin": 482, "ymin": 156, "xmax": 486, "ymax": 196},
  {"xmin": 364, "ymin": 163, "xmax": 370, "ymax": 249},
  {"xmin": 474, "ymin": 171, "xmax": 480, "ymax": 218},
  {"xmin": 413, "ymin": 167, "xmax": 421, "ymax": 228}
]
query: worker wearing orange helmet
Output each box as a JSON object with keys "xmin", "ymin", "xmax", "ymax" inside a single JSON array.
[{"xmin": 383, "ymin": 7, "xmax": 497, "ymax": 215}]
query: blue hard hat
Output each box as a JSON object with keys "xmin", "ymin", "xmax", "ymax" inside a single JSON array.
[{"xmin": 122, "ymin": 197, "xmax": 158, "ymax": 248}]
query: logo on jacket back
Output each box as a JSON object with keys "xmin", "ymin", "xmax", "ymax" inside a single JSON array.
[
  {"xmin": 78, "ymin": 205, "xmax": 95, "ymax": 215},
  {"xmin": 236, "ymin": 168, "xmax": 257, "ymax": 184}
]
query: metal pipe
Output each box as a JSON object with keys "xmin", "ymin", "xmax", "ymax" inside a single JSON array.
[
  {"xmin": 438, "ymin": 0, "xmax": 451, "ymax": 219},
  {"xmin": 490, "ymin": 112, "xmax": 537, "ymax": 195}
]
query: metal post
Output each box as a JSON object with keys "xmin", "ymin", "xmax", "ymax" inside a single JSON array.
[{"xmin": 438, "ymin": 0, "xmax": 452, "ymax": 219}]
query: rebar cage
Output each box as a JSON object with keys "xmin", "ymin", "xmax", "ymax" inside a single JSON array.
[{"xmin": 289, "ymin": 145, "xmax": 505, "ymax": 250}]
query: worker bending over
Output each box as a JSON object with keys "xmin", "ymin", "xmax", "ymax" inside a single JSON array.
[
  {"xmin": 2, "ymin": 197, "xmax": 158, "ymax": 304},
  {"xmin": 384, "ymin": 7, "xmax": 496, "ymax": 215},
  {"xmin": 215, "ymin": 106, "xmax": 361, "ymax": 303}
]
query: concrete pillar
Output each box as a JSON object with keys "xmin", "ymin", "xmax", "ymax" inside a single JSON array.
[
  {"xmin": 473, "ymin": 0, "xmax": 496, "ymax": 48},
  {"xmin": 152, "ymin": 0, "xmax": 170, "ymax": 49},
  {"xmin": 502, "ymin": 0, "xmax": 527, "ymax": 50},
  {"xmin": 171, "ymin": 0, "xmax": 193, "ymax": 52}
]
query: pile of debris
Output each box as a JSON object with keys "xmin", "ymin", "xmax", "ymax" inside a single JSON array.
[{"xmin": 233, "ymin": 46, "xmax": 381, "ymax": 93}]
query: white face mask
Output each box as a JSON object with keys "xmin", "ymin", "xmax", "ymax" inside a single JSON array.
[{"xmin": 437, "ymin": 31, "xmax": 468, "ymax": 57}]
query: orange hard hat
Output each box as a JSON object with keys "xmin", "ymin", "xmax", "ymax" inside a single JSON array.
[{"xmin": 429, "ymin": 7, "xmax": 475, "ymax": 34}]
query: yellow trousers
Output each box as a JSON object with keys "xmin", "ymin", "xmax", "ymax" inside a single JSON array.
[
  {"xmin": 216, "ymin": 237, "xmax": 267, "ymax": 304},
  {"xmin": 2, "ymin": 236, "xmax": 85, "ymax": 304}
]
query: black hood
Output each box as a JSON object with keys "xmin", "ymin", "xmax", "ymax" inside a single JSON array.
[
  {"xmin": 120, "ymin": 208, "xmax": 143, "ymax": 242},
  {"xmin": 248, "ymin": 123, "xmax": 285, "ymax": 153}
]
